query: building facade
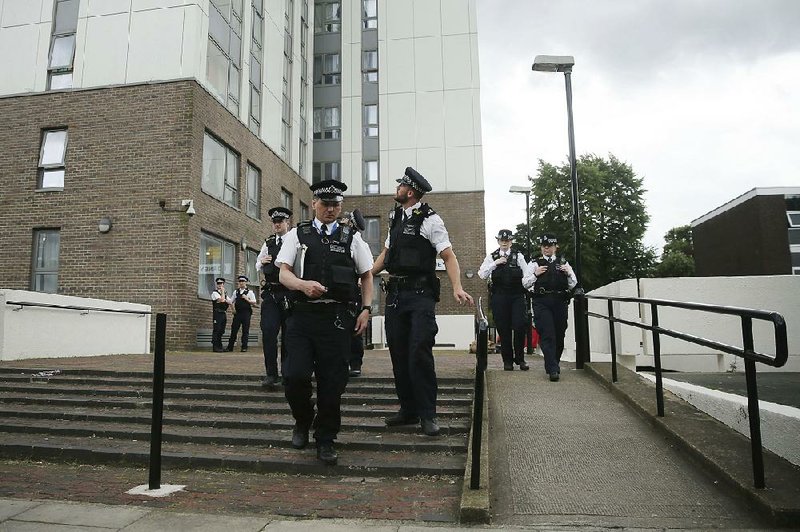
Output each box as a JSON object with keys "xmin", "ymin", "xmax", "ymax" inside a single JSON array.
[
  {"xmin": 691, "ymin": 187, "xmax": 800, "ymax": 277},
  {"xmin": 0, "ymin": 0, "xmax": 486, "ymax": 349}
]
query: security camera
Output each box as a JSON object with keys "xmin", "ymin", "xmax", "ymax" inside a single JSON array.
[{"xmin": 181, "ymin": 199, "xmax": 196, "ymax": 216}]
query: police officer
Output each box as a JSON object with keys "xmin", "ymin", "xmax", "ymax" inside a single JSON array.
[
  {"xmin": 210, "ymin": 277, "xmax": 229, "ymax": 352},
  {"xmin": 256, "ymin": 207, "xmax": 293, "ymax": 388},
  {"xmin": 338, "ymin": 209, "xmax": 369, "ymax": 377},
  {"xmin": 226, "ymin": 275, "xmax": 256, "ymax": 352},
  {"xmin": 478, "ymin": 229, "xmax": 529, "ymax": 371},
  {"xmin": 372, "ymin": 167, "xmax": 474, "ymax": 437},
  {"xmin": 522, "ymin": 234, "xmax": 577, "ymax": 381},
  {"xmin": 275, "ymin": 180, "xmax": 374, "ymax": 466}
]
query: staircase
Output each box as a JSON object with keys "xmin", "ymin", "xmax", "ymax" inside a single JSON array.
[{"xmin": 0, "ymin": 367, "xmax": 474, "ymax": 478}]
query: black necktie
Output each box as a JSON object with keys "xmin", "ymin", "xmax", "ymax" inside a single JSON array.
[
  {"xmin": 320, "ymin": 224, "xmax": 327, "ymax": 236},
  {"xmin": 277, "ymin": 236, "xmax": 282, "ymax": 246}
]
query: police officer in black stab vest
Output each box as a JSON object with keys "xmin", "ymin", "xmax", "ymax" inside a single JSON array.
[
  {"xmin": 522, "ymin": 234, "xmax": 577, "ymax": 381},
  {"xmin": 478, "ymin": 229, "xmax": 529, "ymax": 371},
  {"xmin": 275, "ymin": 180, "xmax": 374, "ymax": 465},
  {"xmin": 226, "ymin": 275, "xmax": 256, "ymax": 352},
  {"xmin": 372, "ymin": 167, "xmax": 474, "ymax": 437},
  {"xmin": 338, "ymin": 209, "xmax": 369, "ymax": 377},
  {"xmin": 210, "ymin": 277, "xmax": 229, "ymax": 352},
  {"xmin": 256, "ymin": 207, "xmax": 293, "ymax": 388}
]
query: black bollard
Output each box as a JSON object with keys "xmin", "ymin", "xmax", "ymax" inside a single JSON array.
[{"xmin": 148, "ymin": 313, "xmax": 166, "ymax": 490}]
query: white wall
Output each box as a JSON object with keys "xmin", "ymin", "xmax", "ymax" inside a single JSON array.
[
  {"xmin": 370, "ymin": 313, "xmax": 473, "ymax": 350},
  {"xmin": 0, "ymin": 289, "xmax": 151, "ymax": 360},
  {"xmin": 569, "ymin": 276, "xmax": 800, "ymax": 373}
]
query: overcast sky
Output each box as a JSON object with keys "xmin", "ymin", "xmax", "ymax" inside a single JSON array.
[{"xmin": 476, "ymin": 0, "xmax": 800, "ymax": 254}]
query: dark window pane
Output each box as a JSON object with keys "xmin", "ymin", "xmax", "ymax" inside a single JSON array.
[
  {"xmin": 250, "ymin": 57, "xmax": 261, "ymax": 86},
  {"xmin": 789, "ymin": 228, "xmax": 800, "ymax": 246},
  {"xmin": 229, "ymin": 31, "xmax": 242, "ymax": 66},
  {"xmin": 209, "ymin": 6, "xmax": 230, "ymax": 51}
]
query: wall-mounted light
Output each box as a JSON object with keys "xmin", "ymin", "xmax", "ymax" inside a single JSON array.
[
  {"xmin": 240, "ymin": 237, "xmax": 247, "ymax": 251},
  {"xmin": 98, "ymin": 216, "xmax": 113, "ymax": 233},
  {"xmin": 159, "ymin": 199, "xmax": 196, "ymax": 216},
  {"xmin": 464, "ymin": 269, "xmax": 475, "ymax": 279}
]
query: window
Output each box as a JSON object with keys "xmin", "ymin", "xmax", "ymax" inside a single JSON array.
[
  {"xmin": 314, "ymin": 1, "xmax": 340, "ymax": 33},
  {"xmin": 363, "ymin": 160, "xmax": 379, "ymax": 194},
  {"xmin": 31, "ymin": 229, "xmax": 60, "ymax": 293},
  {"xmin": 789, "ymin": 228, "xmax": 800, "ymax": 246},
  {"xmin": 298, "ymin": 0, "xmax": 309, "ymax": 176},
  {"xmin": 199, "ymin": 232, "xmax": 236, "ymax": 298},
  {"xmin": 207, "ymin": 0, "xmax": 243, "ymax": 114},
  {"xmin": 281, "ymin": 188, "xmax": 293, "ymax": 210},
  {"xmin": 312, "ymin": 161, "xmax": 340, "ymax": 183},
  {"xmin": 47, "ymin": 0, "xmax": 79, "ymax": 90},
  {"xmin": 788, "ymin": 212, "xmax": 800, "ymax": 228},
  {"xmin": 281, "ymin": 0, "xmax": 294, "ymax": 161},
  {"xmin": 246, "ymin": 249, "xmax": 260, "ymax": 290},
  {"xmin": 362, "ymin": 50, "xmax": 377, "ymax": 83},
  {"xmin": 313, "ymin": 107, "xmax": 340, "ymax": 139},
  {"xmin": 314, "ymin": 53, "xmax": 340, "ymax": 85},
  {"xmin": 362, "ymin": 217, "xmax": 381, "ymax": 256},
  {"xmin": 249, "ymin": 0, "xmax": 264, "ymax": 133},
  {"xmin": 38, "ymin": 129, "xmax": 68, "ymax": 189},
  {"xmin": 202, "ymin": 132, "xmax": 239, "ymax": 207},
  {"xmin": 246, "ymin": 163, "xmax": 261, "ymax": 219},
  {"xmin": 362, "ymin": 0, "xmax": 377, "ymax": 29},
  {"xmin": 363, "ymin": 104, "xmax": 378, "ymax": 137},
  {"xmin": 299, "ymin": 201, "xmax": 309, "ymax": 221}
]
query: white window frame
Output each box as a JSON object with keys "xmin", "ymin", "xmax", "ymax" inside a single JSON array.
[
  {"xmin": 38, "ymin": 129, "xmax": 68, "ymax": 189},
  {"xmin": 313, "ymin": 161, "xmax": 340, "ymax": 183},
  {"xmin": 281, "ymin": 188, "xmax": 293, "ymax": 210},
  {"xmin": 362, "ymin": 50, "xmax": 378, "ymax": 83},
  {"xmin": 31, "ymin": 229, "xmax": 60, "ymax": 293},
  {"xmin": 314, "ymin": 1, "xmax": 340, "ymax": 33},
  {"xmin": 363, "ymin": 160, "xmax": 379, "ymax": 195},
  {"xmin": 207, "ymin": 0, "xmax": 243, "ymax": 114},
  {"xmin": 313, "ymin": 107, "xmax": 341, "ymax": 139},
  {"xmin": 314, "ymin": 52, "xmax": 341, "ymax": 85},
  {"xmin": 198, "ymin": 232, "xmax": 236, "ymax": 298},
  {"xmin": 202, "ymin": 132, "xmax": 239, "ymax": 208},
  {"xmin": 47, "ymin": 0, "xmax": 79, "ymax": 90},
  {"xmin": 362, "ymin": 0, "xmax": 377, "ymax": 29},
  {"xmin": 363, "ymin": 104, "xmax": 378, "ymax": 137},
  {"xmin": 246, "ymin": 163, "xmax": 261, "ymax": 219}
]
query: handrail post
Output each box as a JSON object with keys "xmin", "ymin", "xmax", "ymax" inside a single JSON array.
[
  {"xmin": 650, "ymin": 304, "xmax": 664, "ymax": 417},
  {"xmin": 574, "ymin": 292, "xmax": 590, "ymax": 369},
  {"xmin": 470, "ymin": 299, "xmax": 488, "ymax": 490},
  {"xmin": 742, "ymin": 316, "xmax": 765, "ymax": 489},
  {"xmin": 608, "ymin": 299, "xmax": 617, "ymax": 383},
  {"xmin": 148, "ymin": 313, "xmax": 167, "ymax": 490}
]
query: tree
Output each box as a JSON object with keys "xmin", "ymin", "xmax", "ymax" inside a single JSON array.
[
  {"xmin": 655, "ymin": 225, "xmax": 695, "ymax": 277},
  {"xmin": 518, "ymin": 153, "xmax": 656, "ymax": 291}
]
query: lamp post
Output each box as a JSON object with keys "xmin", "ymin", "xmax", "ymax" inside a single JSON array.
[
  {"xmin": 509, "ymin": 185, "xmax": 534, "ymax": 355},
  {"xmin": 531, "ymin": 54, "xmax": 589, "ymax": 367}
]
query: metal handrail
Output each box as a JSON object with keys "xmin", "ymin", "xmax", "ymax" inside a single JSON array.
[
  {"xmin": 585, "ymin": 294, "xmax": 788, "ymax": 489},
  {"xmin": 5, "ymin": 300, "xmax": 151, "ymax": 316},
  {"xmin": 470, "ymin": 297, "xmax": 489, "ymax": 489}
]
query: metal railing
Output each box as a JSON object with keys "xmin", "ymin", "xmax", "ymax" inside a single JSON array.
[
  {"xmin": 585, "ymin": 295, "xmax": 788, "ymax": 489},
  {"xmin": 470, "ymin": 297, "xmax": 489, "ymax": 489},
  {"xmin": 5, "ymin": 300, "xmax": 151, "ymax": 316}
]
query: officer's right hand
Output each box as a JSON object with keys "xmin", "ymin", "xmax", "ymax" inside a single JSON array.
[
  {"xmin": 494, "ymin": 257, "xmax": 507, "ymax": 266},
  {"xmin": 535, "ymin": 265, "xmax": 548, "ymax": 276},
  {"xmin": 302, "ymin": 280, "xmax": 328, "ymax": 298},
  {"xmin": 261, "ymin": 255, "xmax": 272, "ymax": 264}
]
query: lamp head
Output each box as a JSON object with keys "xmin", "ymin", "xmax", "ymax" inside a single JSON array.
[
  {"xmin": 182, "ymin": 199, "xmax": 196, "ymax": 216},
  {"xmin": 532, "ymin": 55, "xmax": 575, "ymax": 73}
]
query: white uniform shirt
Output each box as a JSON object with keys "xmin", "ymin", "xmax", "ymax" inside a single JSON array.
[
  {"xmin": 255, "ymin": 234, "xmax": 286, "ymax": 273},
  {"xmin": 275, "ymin": 219, "xmax": 374, "ymax": 275},
  {"xmin": 522, "ymin": 256, "xmax": 578, "ymax": 290},
  {"xmin": 477, "ymin": 249, "xmax": 529, "ymax": 280},
  {"xmin": 227, "ymin": 288, "xmax": 257, "ymax": 305},
  {"xmin": 211, "ymin": 290, "xmax": 227, "ymax": 304},
  {"xmin": 382, "ymin": 201, "xmax": 452, "ymax": 254}
]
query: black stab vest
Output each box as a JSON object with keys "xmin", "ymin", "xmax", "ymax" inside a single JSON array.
[
  {"xmin": 212, "ymin": 291, "xmax": 228, "ymax": 313},
  {"xmin": 232, "ymin": 288, "xmax": 253, "ymax": 314},
  {"xmin": 490, "ymin": 249, "xmax": 524, "ymax": 294},
  {"xmin": 533, "ymin": 255, "xmax": 569, "ymax": 292},
  {"xmin": 261, "ymin": 234, "xmax": 283, "ymax": 283},
  {"xmin": 385, "ymin": 204, "xmax": 437, "ymax": 277},
  {"xmin": 296, "ymin": 221, "xmax": 358, "ymax": 302}
]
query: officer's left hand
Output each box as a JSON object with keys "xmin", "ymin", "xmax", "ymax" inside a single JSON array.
[
  {"xmin": 558, "ymin": 264, "xmax": 573, "ymax": 275},
  {"xmin": 262, "ymin": 255, "xmax": 273, "ymax": 264},
  {"xmin": 354, "ymin": 310, "xmax": 370, "ymax": 335},
  {"xmin": 454, "ymin": 288, "xmax": 474, "ymax": 306}
]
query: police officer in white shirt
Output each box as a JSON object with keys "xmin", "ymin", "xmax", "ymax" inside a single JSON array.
[{"xmin": 274, "ymin": 180, "xmax": 374, "ymax": 466}]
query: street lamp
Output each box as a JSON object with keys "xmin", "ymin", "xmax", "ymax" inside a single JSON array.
[
  {"xmin": 532, "ymin": 54, "xmax": 589, "ymax": 367},
  {"xmin": 508, "ymin": 185, "xmax": 532, "ymax": 259}
]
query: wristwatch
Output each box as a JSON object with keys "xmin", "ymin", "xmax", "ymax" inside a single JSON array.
[{"xmin": 361, "ymin": 305, "xmax": 372, "ymax": 314}]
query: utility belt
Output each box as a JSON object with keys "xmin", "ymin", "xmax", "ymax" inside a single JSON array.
[
  {"xmin": 531, "ymin": 286, "xmax": 571, "ymax": 298},
  {"xmin": 261, "ymin": 282, "xmax": 287, "ymax": 295},
  {"xmin": 291, "ymin": 300, "xmax": 349, "ymax": 314},
  {"xmin": 383, "ymin": 275, "xmax": 440, "ymax": 302}
]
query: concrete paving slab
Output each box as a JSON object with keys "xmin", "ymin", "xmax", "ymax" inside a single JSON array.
[
  {"xmin": 0, "ymin": 500, "xmax": 40, "ymax": 522},
  {"xmin": 11, "ymin": 501, "xmax": 149, "ymax": 529},
  {"xmin": 262, "ymin": 521, "xmax": 396, "ymax": 531},
  {"xmin": 0, "ymin": 521, "xmax": 115, "ymax": 531},
  {"xmin": 120, "ymin": 511, "xmax": 270, "ymax": 531}
]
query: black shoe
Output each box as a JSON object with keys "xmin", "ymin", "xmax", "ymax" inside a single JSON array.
[
  {"xmin": 385, "ymin": 412, "xmax": 420, "ymax": 427},
  {"xmin": 240, "ymin": 347, "xmax": 248, "ymax": 352},
  {"xmin": 421, "ymin": 418, "xmax": 441, "ymax": 437},
  {"xmin": 503, "ymin": 364, "xmax": 514, "ymax": 371},
  {"xmin": 212, "ymin": 347, "xmax": 224, "ymax": 353},
  {"xmin": 316, "ymin": 441, "xmax": 338, "ymax": 465},
  {"xmin": 518, "ymin": 361, "xmax": 530, "ymax": 371},
  {"xmin": 348, "ymin": 368, "xmax": 361, "ymax": 377},
  {"xmin": 261, "ymin": 375, "xmax": 278, "ymax": 388},
  {"xmin": 549, "ymin": 372, "xmax": 560, "ymax": 382},
  {"xmin": 291, "ymin": 426, "xmax": 309, "ymax": 449},
  {"xmin": 225, "ymin": 346, "xmax": 234, "ymax": 352}
]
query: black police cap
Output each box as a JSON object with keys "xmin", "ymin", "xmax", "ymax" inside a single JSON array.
[
  {"xmin": 268, "ymin": 206, "xmax": 292, "ymax": 221},
  {"xmin": 496, "ymin": 229, "xmax": 513, "ymax": 240},
  {"xmin": 310, "ymin": 179, "xmax": 347, "ymax": 202},
  {"xmin": 396, "ymin": 166, "xmax": 432, "ymax": 193},
  {"xmin": 538, "ymin": 233, "xmax": 558, "ymax": 246}
]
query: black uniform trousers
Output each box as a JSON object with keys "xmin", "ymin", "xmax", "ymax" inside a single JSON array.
[
  {"xmin": 227, "ymin": 310, "xmax": 252, "ymax": 349},
  {"xmin": 350, "ymin": 334, "xmax": 364, "ymax": 370},
  {"xmin": 490, "ymin": 291, "xmax": 527, "ymax": 366},
  {"xmin": 532, "ymin": 295, "xmax": 569, "ymax": 375},
  {"xmin": 260, "ymin": 289, "xmax": 288, "ymax": 377},
  {"xmin": 212, "ymin": 311, "xmax": 227, "ymax": 350},
  {"xmin": 384, "ymin": 289, "xmax": 438, "ymax": 420},
  {"xmin": 283, "ymin": 303, "xmax": 352, "ymax": 443}
]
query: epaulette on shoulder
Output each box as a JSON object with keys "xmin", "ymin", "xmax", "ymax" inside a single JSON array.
[
  {"xmin": 266, "ymin": 235, "xmax": 277, "ymax": 245},
  {"xmin": 417, "ymin": 203, "xmax": 436, "ymax": 217}
]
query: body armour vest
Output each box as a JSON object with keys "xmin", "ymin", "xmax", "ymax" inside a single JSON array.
[
  {"xmin": 490, "ymin": 249, "xmax": 524, "ymax": 294},
  {"xmin": 385, "ymin": 204, "xmax": 437, "ymax": 277},
  {"xmin": 533, "ymin": 255, "xmax": 569, "ymax": 292},
  {"xmin": 296, "ymin": 221, "xmax": 358, "ymax": 303},
  {"xmin": 261, "ymin": 234, "xmax": 283, "ymax": 283},
  {"xmin": 233, "ymin": 289, "xmax": 253, "ymax": 314},
  {"xmin": 212, "ymin": 292, "xmax": 228, "ymax": 313}
]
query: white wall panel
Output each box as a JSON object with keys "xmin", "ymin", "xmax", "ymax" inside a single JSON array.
[
  {"xmin": 126, "ymin": 8, "xmax": 184, "ymax": 82},
  {"xmin": 0, "ymin": 25, "xmax": 39, "ymax": 93},
  {"xmin": 444, "ymin": 88, "xmax": 474, "ymax": 147},
  {"xmin": 180, "ymin": 3, "xmax": 205, "ymax": 80},
  {"xmin": 445, "ymin": 146, "xmax": 476, "ymax": 191},
  {"xmin": 385, "ymin": 0, "xmax": 412, "ymax": 40},
  {"xmin": 87, "ymin": 0, "xmax": 131, "ymax": 16},
  {"xmin": 81, "ymin": 13, "xmax": 129, "ymax": 87},
  {"xmin": 415, "ymin": 91, "xmax": 444, "ymax": 148},
  {"xmin": 385, "ymin": 92, "xmax": 415, "ymax": 150},
  {"xmin": 1, "ymin": 0, "xmax": 43, "ymax": 27},
  {"xmin": 40, "ymin": 0, "xmax": 54, "ymax": 23},
  {"xmin": 440, "ymin": 0, "xmax": 469, "ymax": 35},
  {"xmin": 386, "ymin": 148, "xmax": 416, "ymax": 182},
  {"xmin": 413, "ymin": 36, "xmax": 443, "ymax": 92},
  {"xmin": 385, "ymin": 38, "xmax": 414, "ymax": 93},
  {"xmin": 412, "ymin": 0, "xmax": 440, "ymax": 38},
  {"xmin": 415, "ymin": 147, "xmax": 445, "ymax": 187},
  {"xmin": 442, "ymin": 33, "xmax": 471, "ymax": 89}
]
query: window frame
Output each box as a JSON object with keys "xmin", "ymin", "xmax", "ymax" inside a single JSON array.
[
  {"xmin": 362, "ymin": 49, "xmax": 378, "ymax": 83},
  {"xmin": 198, "ymin": 232, "xmax": 237, "ymax": 299},
  {"xmin": 47, "ymin": 0, "xmax": 79, "ymax": 90},
  {"xmin": 281, "ymin": 188, "xmax": 293, "ymax": 211},
  {"xmin": 31, "ymin": 228, "xmax": 60, "ymax": 293},
  {"xmin": 314, "ymin": 1, "xmax": 341, "ymax": 34},
  {"xmin": 207, "ymin": 0, "xmax": 243, "ymax": 114},
  {"xmin": 299, "ymin": 201, "xmax": 309, "ymax": 221},
  {"xmin": 314, "ymin": 52, "xmax": 341, "ymax": 85},
  {"xmin": 312, "ymin": 161, "xmax": 341, "ymax": 183},
  {"xmin": 363, "ymin": 160, "xmax": 379, "ymax": 195},
  {"xmin": 202, "ymin": 131, "xmax": 240, "ymax": 208},
  {"xmin": 38, "ymin": 128, "xmax": 68, "ymax": 190},
  {"xmin": 313, "ymin": 106, "xmax": 341, "ymax": 140},
  {"xmin": 362, "ymin": 0, "xmax": 377, "ymax": 29},
  {"xmin": 363, "ymin": 104, "xmax": 378, "ymax": 137},
  {"xmin": 246, "ymin": 163, "xmax": 261, "ymax": 219}
]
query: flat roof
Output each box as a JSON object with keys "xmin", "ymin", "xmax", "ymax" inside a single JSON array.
[{"xmin": 690, "ymin": 186, "xmax": 800, "ymax": 227}]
